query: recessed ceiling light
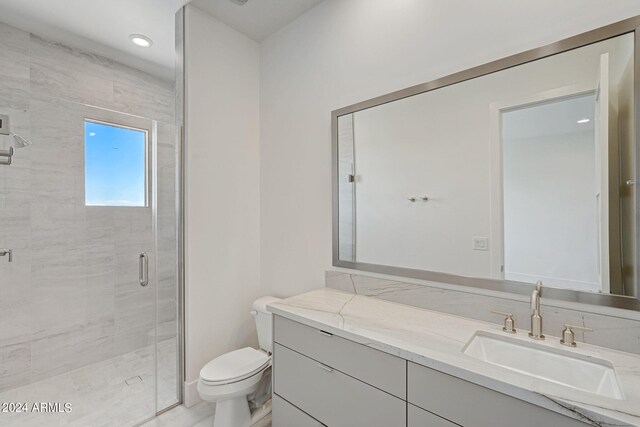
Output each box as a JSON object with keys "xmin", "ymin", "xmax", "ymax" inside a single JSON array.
[
  {"xmin": 577, "ymin": 118, "xmax": 591, "ymax": 124},
  {"xmin": 130, "ymin": 34, "xmax": 153, "ymax": 48}
]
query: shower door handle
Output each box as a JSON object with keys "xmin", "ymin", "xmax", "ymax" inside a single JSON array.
[{"xmin": 139, "ymin": 253, "xmax": 149, "ymax": 287}]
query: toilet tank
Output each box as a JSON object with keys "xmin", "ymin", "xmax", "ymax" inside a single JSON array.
[{"xmin": 251, "ymin": 296, "xmax": 281, "ymax": 354}]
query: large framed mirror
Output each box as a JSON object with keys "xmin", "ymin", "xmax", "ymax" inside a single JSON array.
[{"xmin": 332, "ymin": 17, "xmax": 640, "ymax": 310}]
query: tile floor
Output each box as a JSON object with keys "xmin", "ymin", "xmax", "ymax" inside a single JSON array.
[
  {"xmin": 140, "ymin": 402, "xmax": 272, "ymax": 427},
  {"xmin": 0, "ymin": 339, "xmax": 179, "ymax": 426}
]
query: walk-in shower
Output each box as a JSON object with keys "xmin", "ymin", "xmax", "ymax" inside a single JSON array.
[{"xmin": 0, "ymin": 13, "xmax": 182, "ymax": 427}]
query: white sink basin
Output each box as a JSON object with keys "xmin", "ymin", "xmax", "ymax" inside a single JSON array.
[{"xmin": 462, "ymin": 332, "xmax": 624, "ymax": 400}]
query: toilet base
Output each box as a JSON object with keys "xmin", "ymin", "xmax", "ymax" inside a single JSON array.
[
  {"xmin": 213, "ymin": 397, "xmax": 252, "ymax": 427},
  {"xmin": 199, "ymin": 398, "xmax": 272, "ymax": 427}
]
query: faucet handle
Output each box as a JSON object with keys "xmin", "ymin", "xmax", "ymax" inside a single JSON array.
[
  {"xmin": 560, "ymin": 324, "xmax": 593, "ymax": 347},
  {"xmin": 490, "ymin": 310, "xmax": 516, "ymax": 334}
]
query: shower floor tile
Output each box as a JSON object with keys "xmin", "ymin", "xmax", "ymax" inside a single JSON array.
[{"xmin": 0, "ymin": 338, "xmax": 179, "ymax": 427}]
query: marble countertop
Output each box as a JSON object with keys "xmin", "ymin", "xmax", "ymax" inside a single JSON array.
[{"xmin": 268, "ymin": 288, "xmax": 640, "ymax": 427}]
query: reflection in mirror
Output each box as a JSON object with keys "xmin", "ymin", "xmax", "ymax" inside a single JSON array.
[
  {"xmin": 336, "ymin": 33, "xmax": 636, "ymax": 297},
  {"xmin": 501, "ymin": 94, "xmax": 600, "ymax": 293},
  {"xmin": 338, "ymin": 114, "xmax": 356, "ymax": 262}
]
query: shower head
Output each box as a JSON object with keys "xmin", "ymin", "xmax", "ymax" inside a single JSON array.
[
  {"xmin": 12, "ymin": 133, "xmax": 32, "ymax": 148},
  {"xmin": 0, "ymin": 114, "xmax": 31, "ymax": 164},
  {"xmin": 0, "ymin": 114, "xmax": 31, "ymax": 148},
  {"xmin": 0, "ymin": 133, "xmax": 31, "ymax": 165}
]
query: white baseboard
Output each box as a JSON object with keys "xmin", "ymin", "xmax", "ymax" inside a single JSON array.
[{"xmin": 184, "ymin": 379, "xmax": 202, "ymax": 408}]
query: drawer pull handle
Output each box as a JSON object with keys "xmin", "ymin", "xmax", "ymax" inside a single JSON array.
[
  {"xmin": 318, "ymin": 330, "xmax": 333, "ymax": 337},
  {"xmin": 317, "ymin": 364, "xmax": 334, "ymax": 373}
]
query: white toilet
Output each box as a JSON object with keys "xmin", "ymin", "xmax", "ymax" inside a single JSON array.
[{"xmin": 198, "ymin": 296, "xmax": 281, "ymax": 427}]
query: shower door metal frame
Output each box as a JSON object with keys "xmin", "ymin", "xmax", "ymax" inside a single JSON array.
[
  {"xmin": 140, "ymin": 7, "xmax": 186, "ymax": 418},
  {"xmin": 160, "ymin": 4, "xmax": 186, "ymax": 416}
]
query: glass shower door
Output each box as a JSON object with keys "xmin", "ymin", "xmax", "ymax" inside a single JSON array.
[{"xmin": 0, "ymin": 100, "xmax": 159, "ymax": 426}]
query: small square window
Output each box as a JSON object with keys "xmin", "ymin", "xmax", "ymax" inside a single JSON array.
[{"xmin": 84, "ymin": 120, "xmax": 147, "ymax": 207}]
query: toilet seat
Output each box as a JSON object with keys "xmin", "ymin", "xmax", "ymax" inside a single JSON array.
[{"xmin": 200, "ymin": 347, "xmax": 270, "ymax": 386}]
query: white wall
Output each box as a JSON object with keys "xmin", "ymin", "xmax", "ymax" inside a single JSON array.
[
  {"xmin": 260, "ymin": 0, "xmax": 640, "ymax": 295},
  {"xmin": 353, "ymin": 87, "xmax": 492, "ymax": 276},
  {"xmin": 184, "ymin": 4, "xmax": 260, "ymax": 403}
]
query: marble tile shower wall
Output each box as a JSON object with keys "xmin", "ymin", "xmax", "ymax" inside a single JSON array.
[
  {"xmin": 0, "ymin": 22, "xmax": 177, "ymax": 392},
  {"xmin": 326, "ymin": 271, "xmax": 640, "ymax": 355}
]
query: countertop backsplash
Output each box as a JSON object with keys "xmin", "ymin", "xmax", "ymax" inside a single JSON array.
[{"xmin": 326, "ymin": 271, "xmax": 640, "ymax": 355}]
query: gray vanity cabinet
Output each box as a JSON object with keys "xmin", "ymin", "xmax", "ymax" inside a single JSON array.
[
  {"xmin": 272, "ymin": 315, "xmax": 589, "ymax": 427},
  {"xmin": 273, "ymin": 315, "xmax": 406, "ymax": 398},
  {"xmin": 408, "ymin": 404, "xmax": 460, "ymax": 427},
  {"xmin": 273, "ymin": 316, "xmax": 406, "ymax": 427},
  {"xmin": 407, "ymin": 362, "xmax": 588, "ymax": 427},
  {"xmin": 272, "ymin": 394, "xmax": 325, "ymax": 427},
  {"xmin": 274, "ymin": 343, "xmax": 405, "ymax": 426}
]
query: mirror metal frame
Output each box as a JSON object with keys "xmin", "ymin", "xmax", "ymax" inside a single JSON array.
[{"xmin": 332, "ymin": 16, "xmax": 640, "ymax": 311}]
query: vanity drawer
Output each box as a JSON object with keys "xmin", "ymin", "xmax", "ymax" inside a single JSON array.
[
  {"xmin": 274, "ymin": 343, "xmax": 406, "ymax": 427},
  {"xmin": 407, "ymin": 362, "xmax": 588, "ymax": 427},
  {"xmin": 273, "ymin": 394, "xmax": 325, "ymax": 427},
  {"xmin": 273, "ymin": 315, "xmax": 406, "ymax": 398},
  {"xmin": 408, "ymin": 404, "xmax": 460, "ymax": 427}
]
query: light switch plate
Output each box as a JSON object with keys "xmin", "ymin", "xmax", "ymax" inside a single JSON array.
[
  {"xmin": 0, "ymin": 114, "xmax": 9, "ymax": 135},
  {"xmin": 472, "ymin": 237, "xmax": 489, "ymax": 251}
]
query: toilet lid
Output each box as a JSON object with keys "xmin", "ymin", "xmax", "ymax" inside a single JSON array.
[{"xmin": 200, "ymin": 347, "xmax": 269, "ymax": 384}]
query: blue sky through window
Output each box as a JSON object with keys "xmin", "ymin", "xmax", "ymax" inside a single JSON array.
[{"xmin": 85, "ymin": 120, "xmax": 147, "ymax": 207}]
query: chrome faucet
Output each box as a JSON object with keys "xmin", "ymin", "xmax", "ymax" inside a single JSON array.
[{"xmin": 528, "ymin": 281, "xmax": 545, "ymax": 340}]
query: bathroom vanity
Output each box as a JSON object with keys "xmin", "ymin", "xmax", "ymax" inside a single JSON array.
[{"xmin": 268, "ymin": 289, "xmax": 640, "ymax": 427}]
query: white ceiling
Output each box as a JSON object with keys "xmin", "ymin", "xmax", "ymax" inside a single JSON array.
[
  {"xmin": 0, "ymin": 0, "xmax": 187, "ymax": 79},
  {"xmin": 192, "ymin": 0, "xmax": 323, "ymax": 41},
  {"xmin": 0, "ymin": 0, "xmax": 322, "ymax": 81},
  {"xmin": 502, "ymin": 93, "xmax": 596, "ymax": 141}
]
